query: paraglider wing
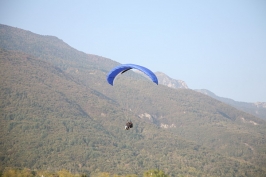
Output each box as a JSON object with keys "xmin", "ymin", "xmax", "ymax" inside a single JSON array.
[{"xmin": 107, "ymin": 64, "xmax": 158, "ymax": 85}]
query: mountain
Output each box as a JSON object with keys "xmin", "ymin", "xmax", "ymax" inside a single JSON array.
[
  {"xmin": 155, "ymin": 72, "xmax": 188, "ymax": 89},
  {"xmin": 195, "ymin": 89, "xmax": 266, "ymax": 120},
  {"xmin": 156, "ymin": 70, "xmax": 266, "ymax": 121},
  {"xmin": 0, "ymin": 48, "xmax": 241, "ymax": 177},
  {"xmin": 1, "ymin": 24, "xmax": 266, "ymax": 176}
]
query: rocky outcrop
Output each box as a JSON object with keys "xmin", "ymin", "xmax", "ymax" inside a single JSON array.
[{"xmin": 155, "ymin": 72, "xmax": 188, "ymax": 89}]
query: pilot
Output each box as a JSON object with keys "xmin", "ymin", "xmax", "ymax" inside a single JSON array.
[{"xmin": 125, "ymin": 121, "xmax": 133, "ymax": 130}]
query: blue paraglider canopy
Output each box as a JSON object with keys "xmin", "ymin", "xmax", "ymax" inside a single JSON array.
[{"xmin": 107, "ymin": 64, "xmax": 158, "ymax": 86}]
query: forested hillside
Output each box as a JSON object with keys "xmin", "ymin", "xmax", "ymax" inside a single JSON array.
[
  {"xmin": 195, "ymin": 89, "xmax": 266, "ymax": 120},
  {"xmin": 1, "ymin": 24, "xmax": 266, "ymax": 176}
]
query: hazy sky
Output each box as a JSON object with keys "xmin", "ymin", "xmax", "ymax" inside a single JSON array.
[{"xmin": 1, "ymin": 0, "xmax": 266, "ymax": 102}]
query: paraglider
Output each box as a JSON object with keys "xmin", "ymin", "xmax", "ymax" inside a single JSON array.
[
  {"xmin": 107, "ymin": 64, "xmax": 158, "ymax": 86},
  {"xmin": 107, "ymin": 64, "xmax": 158, "ymax": 130}
]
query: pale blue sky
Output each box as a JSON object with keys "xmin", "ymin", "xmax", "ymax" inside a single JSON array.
[{"xmin": 1, "ymin": 0, "xmax": 266, "ymax": 102}]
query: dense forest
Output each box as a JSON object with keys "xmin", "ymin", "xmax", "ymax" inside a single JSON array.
[{"xmin": 0, "ymin": 24, "xmax": 266, "ymax": 176}]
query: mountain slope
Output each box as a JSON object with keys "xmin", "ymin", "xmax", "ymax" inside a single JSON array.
[
  {"xmin": 2, "ymin": 49, "xmax": 263, "ymax": 176},
  {"xmin": 153, "ymin": 72, "xmax": 266, "ymax": 169},
  {"xmin": 196, "ymin": 89, "xmax": 266, "ymax": 120},
  {"xmin": 155, "ymin": 68, "xmax": 266, "ymax": 121},
  {"xmin": 1, "ymin": 24, "xmax": 266, "ymax": 176}
]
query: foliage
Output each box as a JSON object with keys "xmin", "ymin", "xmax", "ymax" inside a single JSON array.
[
  {"xmin": 1, "ymin": 168, "xmax": 86, "ymax": 177},
  {"xmin": 143, "ymin": 169, "xmax": 169, "ymax": 177}
]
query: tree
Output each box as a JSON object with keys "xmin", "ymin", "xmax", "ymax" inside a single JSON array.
[{"xmin": 143, "ymin": 169, "xmax": 169, "ymax": 177}]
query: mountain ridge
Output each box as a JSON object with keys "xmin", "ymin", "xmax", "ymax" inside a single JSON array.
[
  {"xmin": 155, "ymin": 71, "xmax": 188, "ymax": 89},
  {"xmin": 155, "ymin": 68, "xmax": 266, "ymax": 120},
  {"xmin": 1, "ymin": 24, "xmax": 266, "ymax": 176},
  {"xmin": 195, "ymin": 89, "xmax": 266, "ymax": 120}
]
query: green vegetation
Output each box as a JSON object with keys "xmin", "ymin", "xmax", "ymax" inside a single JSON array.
[
  {"xmin": 1, "ymin": 168, "xmax": 86, "ymax": 177},
  {"xmin": 0, "ymin": 24, "xmax": 266, "ymax": 176},
  {"xmin": 0, "ymin": 168, "xmax": 170, "ymax": 177}
]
